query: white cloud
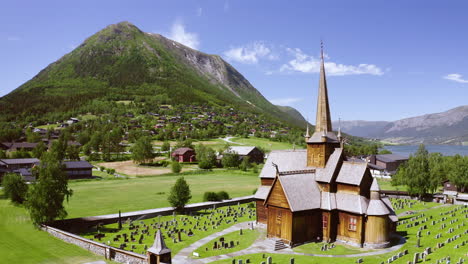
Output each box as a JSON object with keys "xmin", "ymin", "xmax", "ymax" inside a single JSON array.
[
  {"xmin": 7, "ymin": 36, "xmax": 20, "ymax": 41},
  {"xmin": 168, "ymin": 21, "xmax": 200, "ymax": 49},
  {"xmin": 270, "ymin": 97, "xmax": 303, "ymax": 106},
  {"xmin": 444, "ymin": 73, "xmax": 468, "ymax": 83},
  {"xmin": 196, "ymin": 7, "xmax": 203, "ymax": 17},
  {"xmin": 224, "ymin": 42, "xmax": 275, "ymax": 64},
  {"xmin": 280, "ymin": 48, "xmax": 384, "ymax": 76}
]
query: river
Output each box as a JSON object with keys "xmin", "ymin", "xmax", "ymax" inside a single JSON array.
[{"xmin": 384, "ymin": 145, "xmax": 468, "ymax": 157}]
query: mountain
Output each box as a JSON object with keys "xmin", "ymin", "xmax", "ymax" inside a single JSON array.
[
  {"xmin": 0, "ymin": 21, "xmax": 304, "ymax": 127},
  {"xmin": 333, "ymin": 105, "xmax": 468, "ymax": 145},
  {"xmin": 276, "ymin": 105, "xmax": 307, "ymax": 124}
]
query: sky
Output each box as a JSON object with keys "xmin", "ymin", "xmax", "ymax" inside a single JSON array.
[{"xmin": 1, "ymin": 0, "xmax": 467, "ymax": 122}]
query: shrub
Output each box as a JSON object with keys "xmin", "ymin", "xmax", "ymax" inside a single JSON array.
[
  {"xmin": 203, "ymin": 191, "xmax": 219, "ymax": 202},
  {"xmin": 171, "ymin": 161, "xmax": 182, "ymax": 173},
  {"xmin": 252, "ymin": 163, "xmax": 259, "ymax": 173},
  {"xmin": 2, "ymin": 173, "xmax": 28, "ymax": 204},
  {"xmin": 217, "ymin": 191, "xmax": 230, "ymax": 200}
]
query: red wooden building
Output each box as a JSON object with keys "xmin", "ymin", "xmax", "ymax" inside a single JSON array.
[{"xmin": 171, "ymin": 148, "xmax": 196, "ymax": 162}]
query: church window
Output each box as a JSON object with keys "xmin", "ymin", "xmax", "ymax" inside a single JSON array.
[{"xmin": 348, "ymin": 217, "xmax": 357, "ymax": 231}]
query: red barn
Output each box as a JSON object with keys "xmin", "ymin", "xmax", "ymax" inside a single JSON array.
[{"xmin": 172, "ymin": 148, "xmax": 196, "ymax": 162}]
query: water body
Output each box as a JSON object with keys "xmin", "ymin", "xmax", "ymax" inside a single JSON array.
[{"xmin": 384, "ymin": 145, "xmax": 468, "ymax": 157}]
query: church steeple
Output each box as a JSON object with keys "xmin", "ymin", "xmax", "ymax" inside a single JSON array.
[
  {"xmin": 315, "ymin": 41, "xmax": 333, "ymax": 134},
  {"xmin": 306, "ymin": 41, "xmax": 340, "ymax": 168}
]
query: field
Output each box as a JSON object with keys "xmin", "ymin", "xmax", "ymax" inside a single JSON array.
[
  {"xmin": 0, "ymin": 192, "xmax": 109, "ymax": 264},
  {"xmin": 229, "ymin": 137, "xmax": 297, "ymax": 152},
  {"xmin": 65, "ymin": 170, "xmax": 259, "ymax": 218},
  {"xmin": 152, "ymin": 139, "xmax": 229, "ymax": 151},
  {"xmin": 377, "ymin": 178, "xmax": 406, "ymax": 191},
  {"xmin": 96, "ymin": 160, "xmax": 199, "ymax": 177}
]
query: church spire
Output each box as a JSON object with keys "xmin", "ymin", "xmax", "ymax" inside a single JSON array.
[{"xmin": 315, "ymin": 41, "xmax": 333, "ymax": 134}]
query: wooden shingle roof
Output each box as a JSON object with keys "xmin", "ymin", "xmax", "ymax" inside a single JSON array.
[{"xmin": 336, "ymin": 162, "xmax": 368, "ymax": 186}]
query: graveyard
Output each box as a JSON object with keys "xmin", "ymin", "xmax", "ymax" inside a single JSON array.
[
  {"xmin": 80, "ymin": 204, "xmax": 257, "ymax": 256},
  {"xmin": 70, "ymin": 197, "xmax": 468, "ymax": 264}
]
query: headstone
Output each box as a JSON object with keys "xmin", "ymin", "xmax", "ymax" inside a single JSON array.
[{"xmin": 267, "ymin": 256, "xmax": 272, "ymax": 264}]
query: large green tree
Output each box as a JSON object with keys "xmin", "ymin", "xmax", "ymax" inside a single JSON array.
[
  {"xmin": 448, "ymin": 154, "xmax": 468, "ymax": 192},
  {"xmin": 167, "ymin": 177, "xmax": 192, "ymax": 211},
  {"xmin": 195, "ymin": 144, "xmax": 217, "ymax": 169},
  {"xmin": 393, "ymin": 144, "xmax": 434, "ymax": 197},
  {"xmin": 131, "ymin": 136, "xmax": 154, "ymax": 164},
  {"xmin": 26, "ymin": 152, "xmax": 73, "ymax": 226}
]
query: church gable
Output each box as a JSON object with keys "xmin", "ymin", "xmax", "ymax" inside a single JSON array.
[{"xmin": 265, "ymin": 178, "xmax": 290, "ymax": 209}]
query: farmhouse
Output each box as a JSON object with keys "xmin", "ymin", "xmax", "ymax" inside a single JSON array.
[
  {"xmin": 254, "ymin": 47, "xmax": 397, "ymax": 248},
  {"xmin": 226, "ymin": 146, "xmax": 264, "ymax": 164},
  {"xmin": 0, "ymin": 142, "xmax": 39, "ymax": 152},
  {"xmin": 368, "ymin": 154, "xmax": 408, "ymax": 174},
  {"xmin": 63, "ymin": 160, "xmax": 93, "ymax": 179},
  {"xmin": 171, "ymin": 147, "xmax": 196, "ymax": 162}
]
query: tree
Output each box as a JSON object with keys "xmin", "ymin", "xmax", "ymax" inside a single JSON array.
[
  {"xmin": 26, "ymin": 152, "xmax": 73, "ymax": 226},
  {"xmin": 239, "ymin": 156, "xmax": 250, "ymax": 171},
  {"xmin": 252, "ymin": 163, "xmax": 259, "ymax": 174},
  {"xmin": 167, "ymin": 177, "xmax": 191, "ymax": 211},
  {"xmin": 32, "ymin": 141, "xmax": 48, "ymax": 159},
  {"xmin": 221, "ymin": 152, "xmax": 240, "ymax": 168},
  {"xmin": 131, "ymin": 136, "xmax": 154, "ymax": 164},
  {"xmin": 66, "ymin": 145, "xmax": 80, "ymax": 160},
  {"xmin": 378, "ymin": 149, "xmax": 393, "ymax": 155},
  {"xmin": 161, "ymin": 141, "xmax": 171, "ymax": 152},
  {"xmin": 171, "ymin": 161, "xmax": 182, "ymax": 173},
  {"xmin": 392, "ymin": 144, "xmax": 431, "ymax": 198},
  {"xmin": 195, "ymin": 144, "xmax": 217, "ymax": 169},
  {"xmin": 2, "ymin": 173, "xmax": 28, "ymax": 204},
  {"xmin": 448, "ymin": 155, "xmax": 468, "ymax": 193}
]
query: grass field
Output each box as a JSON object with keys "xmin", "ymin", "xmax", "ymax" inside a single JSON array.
[
  {"xmin": 65, "ymin": 170, "xmax": 259, "ymax": 218},
  {"xmin": 377, "ymin": 178, "xmax": 406, "ymax": 191},
  {"xmin": 293, "ymin": 241, "xmax": 373, "ymax": 255},
  {"xmin": 229, "ymin": 137, "xmax": 298, "ymax": 152},
  {"xmin": 96, "ymin": 160, "xmax": 199, "ymax": 177},
  {"xmin": 152, "ymin": 139, "xmax": 229, "ymax": 151},
  {"xmin": 0, "ymin": 192, "xmax": 109, "ymax": 264}
]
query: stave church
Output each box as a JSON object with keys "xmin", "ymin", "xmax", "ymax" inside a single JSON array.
[{"xmin": 254, "ymin": 45, "xmax": 398, "ymax": 249}]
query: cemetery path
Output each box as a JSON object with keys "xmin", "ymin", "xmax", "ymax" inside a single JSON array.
[
  {"xmin": 220, "ymin": 137, "xmax": 244, "ymax": 145},
  {"xmin": 173, "ymin": 222, "xmax": 408, "ymax": 263},
  {"xmin": 172, "ymin": 221, "xmax": 253, "ymax": 264}
]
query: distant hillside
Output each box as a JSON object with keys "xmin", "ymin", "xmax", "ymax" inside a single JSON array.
[
  {"xmin": 333, "ymin": 105, "xmax": 468, "ymax": 145},
  {"xmin": 276, "ymin": 105, "xmax": 307, "ymax": 125},
  {"xmin": 0, "ymin": 21, "xmax": 304, "ymax": 128}
]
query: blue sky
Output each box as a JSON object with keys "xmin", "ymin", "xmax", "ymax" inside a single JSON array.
[{"xmin": 1, "ymin": 0, "xmax": 467, "ymax": 122}]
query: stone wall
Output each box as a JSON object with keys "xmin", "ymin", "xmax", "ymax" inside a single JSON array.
[
  {"xmin": 49, "ymin": 195, "xmax": 254, "ymax": 233},
  {"xmin": 42, "ymin": 225, "xmax": 147, "ymax": 264}
]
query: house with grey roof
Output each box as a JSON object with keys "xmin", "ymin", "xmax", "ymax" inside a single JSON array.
[
  {"xmin": 255, "ymin": 46, "xmax": 397, "ymax": 249},
  {"xmin": 225, "ymin": 146, "xmax": 264, "ymax": 163}
]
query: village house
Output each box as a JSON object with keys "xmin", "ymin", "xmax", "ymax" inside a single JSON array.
[
  {"xmin": 367, "ymin": 154, "xmax": 408, "ymax": 175},
  {"xmin": 171, "ymin": 147, "xmax": 196, "ymax": 162},
  {"xmin": 254, "ymin": 48, "xmax": 397, "ymax": 249},
  {"xmin": 0, "ymin": 142, "xmax": 39, "ymax": 152},
  {"xmin": 225, "ymin": 146, "xmax": 265, "ymax": 164},
  {"xmin": 63, "ymin": 160, "xmax": 93, "ymax": 179}
]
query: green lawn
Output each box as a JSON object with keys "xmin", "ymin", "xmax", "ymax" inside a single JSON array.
[
  {"xmin": 229, "ymin": 137, "xmax": 298, "ymax": 152},
  {"xmin": 81, "ymin": 204, "xmax": 256, "ymax": 255},
  {"xmin": 66, "ymin": 170, "xmax": 259, "ymax": 218},
  {"xmin": 192, "ymin": 228, "xmax": 262, "ymax": 258},
  {"xmin": 377, "ymin": 178, "xmax": 406, "ymax": 191},
  {"xmin": 0, "ymin": 192, "xmax": 109, "ymax": 264}
]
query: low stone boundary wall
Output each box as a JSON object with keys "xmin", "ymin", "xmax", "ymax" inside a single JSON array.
[
  {"xmin": 42, "ymin": 225, "xmax": 147, "ymax": 264},
  {"xmin": 49, "ymin": 195, "xmax": 255, "ymax": 233}
]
